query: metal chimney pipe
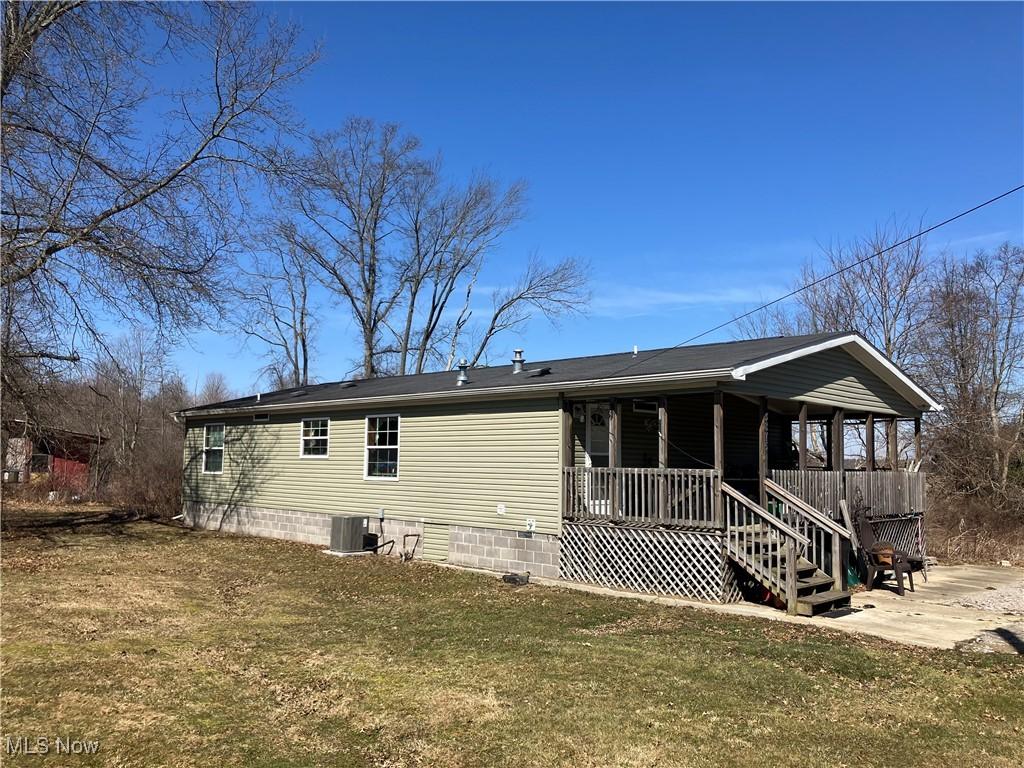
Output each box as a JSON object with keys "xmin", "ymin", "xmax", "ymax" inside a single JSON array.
[
  {"xmin": 512, "ymin": 349, "xmax": 525, "ymax": 374},
  {"xmin": 456, "ymin": 358, "xmax": 469, "ymax": 386}
]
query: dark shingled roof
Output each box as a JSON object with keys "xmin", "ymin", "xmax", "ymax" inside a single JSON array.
[{"xmin": 181, "ymin": 332, "xmax": 851, "ymax": 414}]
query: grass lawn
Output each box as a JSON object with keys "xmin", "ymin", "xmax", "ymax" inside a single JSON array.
[{"xmin": 2, "ymin": 503, "xmax": 1022, "ymax": 768}]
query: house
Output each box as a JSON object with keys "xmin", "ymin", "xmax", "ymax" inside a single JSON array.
[
  {"xmin": 176, "ymin": 332, "xmax": 938, "ymax": 616},
  {"xmin": 2, "ymin": 420, "xmax": 103, "ymax": 492}
]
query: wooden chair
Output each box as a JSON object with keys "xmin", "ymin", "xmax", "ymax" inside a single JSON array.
[{"xmin": 853, "ymin": 507, "xmax": 915, "ymax": 596}]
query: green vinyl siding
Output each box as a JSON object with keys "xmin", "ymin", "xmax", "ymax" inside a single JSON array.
[
  {"xmin": 421, "ymin": 523, "xmax": 450, "ymax": 562},
  {"xmin": 183, "ymin": 398, "xmax": 562, "ymax": 536},
  {"xmin": 665, "ymin": 394, "xmax": 714, "ymax": 470},
  {"xmin": 620, "ymin": 404, "xmax": 659, "ymax": 468},
  {"xmin": 726, "ymin": 347, "xmax": 919, "ymax": 416}
]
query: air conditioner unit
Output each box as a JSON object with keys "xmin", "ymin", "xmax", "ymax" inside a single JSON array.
[{"xmin": 330, "ymin": 515, "xmax": 370, "ymax": 553}]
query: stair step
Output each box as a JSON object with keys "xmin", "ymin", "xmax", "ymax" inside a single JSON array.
[
  {"xmin": 796, "ymin": 590, "xmax": 851, "ymax": 617},
  {"xmin": 755, "ymin": 556, "xmax": 816, "ymax": 577},
  {"xmin": 796, "ymin": 574, "xmax": 835, "ymax": 594}
]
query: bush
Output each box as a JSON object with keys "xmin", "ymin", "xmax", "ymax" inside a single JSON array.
[{"xmin": 926, "ymin": 494, "xmax": 1024, "ymax": 565}]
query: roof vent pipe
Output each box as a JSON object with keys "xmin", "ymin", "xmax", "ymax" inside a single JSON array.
[
  {"xmin": 512, "ymin": 349, "xmax": 525, "ymax": 374},
  {"xmin": 256, "ymin": 392, "xmax": 261, "ymax": 402},
  {"xmin": 456, "ymin": 358, "xmax": 470, "ymax": 386}
]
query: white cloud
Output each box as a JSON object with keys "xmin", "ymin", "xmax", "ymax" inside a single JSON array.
[
  {"xmin": 933, "ymin": 230, "xmax": 1013, "ymax": 252},
  {"xmin": 591, "ymin": 284, "xmax": 785, "ymax": 318}
]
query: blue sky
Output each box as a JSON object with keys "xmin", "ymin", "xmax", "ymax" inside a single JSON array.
[{"xmin": 171, "ymin": 1, "xmax": 1023, "ymax": 394}]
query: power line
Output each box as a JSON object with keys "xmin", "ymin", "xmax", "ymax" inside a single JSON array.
[{"xmin": 598, "ymin": 183, "xmax": 1024, "ymax": 382}]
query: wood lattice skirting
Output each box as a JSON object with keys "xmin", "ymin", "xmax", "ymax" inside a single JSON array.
[{"xmin": 559, "ymin": 521, "xmax": 742, "ymax": 603}]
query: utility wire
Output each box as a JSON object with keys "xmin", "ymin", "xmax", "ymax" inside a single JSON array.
[{"xmin": 598, "ymin": 183, "xmax": 1024, "ymax": 382}]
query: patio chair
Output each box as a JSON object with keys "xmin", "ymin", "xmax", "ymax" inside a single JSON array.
[{"xmin": 852, "ymin": 506, "xmax": 915, "ymax": 596}]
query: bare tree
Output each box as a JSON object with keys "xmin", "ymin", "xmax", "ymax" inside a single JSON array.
[
  {"xmin": 460, "ymin": 255, "xmax": 590, "ymax": 368},
  {"xmin": 737, "ymin": 220, "xmax": 928, "ymax": 371},
  {"xmin": 923, "ymin": 244, "xmax": 1024, "ymax": 512},
  {"xmin": 197, "ymin": 372, "xmax": 234, "ymax": 406},
  {"xmin": 808, "ymin": 221, "xmax": 929, "ymax": 370},
  {"xmin": 276, "ymin": 118, "xmax": 587, "ymax": 378},
  {"xmin": 734, "ymin": 220, "xmax": 930, "ymax": 463},
  {"xmin": 236, "ymin": 227, "xmax": 318, "ymax": 389},
  {"xmin": 394, "ymin": 162, "xmax": 526, "ymax": 374},
  {"xmin": 49, "ymin": 339, "xmax": 190, "ymax": 514},
  {"xmin": 1, "ymin": 1, "xmax": 317, "ymax": 418},
  {"xmin": 284, "ymin": 118, "xmax": 420, "ymax": 378},
  {"xmin": 92, "ymin": 331, "xmax": 169, "ymax": 474}
]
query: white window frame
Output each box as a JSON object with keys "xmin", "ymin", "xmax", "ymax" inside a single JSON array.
[
  {"xmin": 299, "ymin": 416, "xmax": 331, "ymax": 459},
  {"xmin": 202, "ymin": 423, "xmax": 225, "ymax": 475},
  {"xmin": 363, "ymin": 413, "xmax": 400, "ymax": 481}
]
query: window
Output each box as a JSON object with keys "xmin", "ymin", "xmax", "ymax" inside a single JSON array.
[
  {"xmin": 301, "ymin": 418, "xmax": 330, "ymax": 457},
  {"xmin": 252, "ymin": 413, "xmax": 269, "ymax": 423},
  {"xmin": 203, "ymin": 424, "xmax": 224, "ymax": 474},
  {"xmin": 365, "ymin": 415, "xmax": 399, "ymax": 479}
]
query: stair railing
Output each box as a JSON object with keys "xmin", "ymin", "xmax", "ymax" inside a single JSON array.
[
  {"xmin": 764, "ymin": 479, "xmax": 853, "ymax": 591},
  {"xmin": 722, "ymin": 483, "xmax": 810, "ymax": 615}
]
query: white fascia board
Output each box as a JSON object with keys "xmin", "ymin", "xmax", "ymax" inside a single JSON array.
[
  {"xmin": 730, "ymin": 334, "xmax": 942, "ymax": 412},
  {"xmin": 176, "ymin": 368, "xmax": 734, "ymax": 419}
]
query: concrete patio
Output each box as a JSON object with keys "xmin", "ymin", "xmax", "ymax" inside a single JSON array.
[{"xmin": 840, "ymin": 564, "xmax": 1024, "ymax": 649}]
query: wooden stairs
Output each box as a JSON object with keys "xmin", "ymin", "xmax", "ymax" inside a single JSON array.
[
  {"xmin": 722, "ymin": 484, "xmax": 852, "ymax": 617},
  {"xmin": 737, "ymin": 537, "xmax": 851, "ymax": 616}
]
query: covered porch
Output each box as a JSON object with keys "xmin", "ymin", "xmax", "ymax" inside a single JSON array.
[
  {"xmin": 561, "ymin": 391, "xmax": 926, "ymax": 523},
  {"xmin": 558, "ymin": 389, "xmax": 929, "ymax": 612}
]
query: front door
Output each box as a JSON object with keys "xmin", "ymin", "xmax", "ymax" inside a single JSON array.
[{"xmin": 585, "ymin": 403, "xmax": 611, "ymax": 515}]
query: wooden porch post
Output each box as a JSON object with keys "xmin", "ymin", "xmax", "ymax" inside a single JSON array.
[
  {"xmin": 713, "ymin": 390, "xmax": 725, "ymax": 527},
  {"xmin": 561, "ymin": 400, "xmax": 575, "ymax": 468},
  {"xmin": 608, "ymin": 399, "xmax": 621, "ymax": 518},
  {"xmin": 913, "ymin": 417, "xmax": 922, "ymax": 467},
  {"xmin": 608, "ymin": 399, "xmax": 621, "ymax": 468},
  {"xmin": 658, "ymin": 396, "xmax": 669, "ymax": 523},
  {"xmin": 865, "ymin": 413, "xmax": 875, "ymax": 472},
  {"xmin": 824, "ymin": 419, "xmax": 833, "ymax": 470},
  {"xmin": 657, "ymin": 397, "xmax": 669, "ymax": 469},
  {"xmin": 832, "ymin": 407, "xmax": 845, "ymax": 489},
  {"xmin": 758, "ymin": 397, "xmax": 769, "ymax": 506},
  {"xmin": 798, "ymin": 402, "xmax": 808, "ymax": 472},
  {"xmin": 561, "ymin": 398, "xmax": 574, "ymax": 519},
  {"xmin": 887, "ymin": 418, "xmax": 898, "ymax": 470}
]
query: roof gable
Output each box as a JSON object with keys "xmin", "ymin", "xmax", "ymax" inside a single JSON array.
[
  {"xmin": 729, "ymin": 347, "xmax": 922, "ymax": 416},
  {"xmin": 730, "ymin": 333, "xmax": 940, "ymax": 412}
]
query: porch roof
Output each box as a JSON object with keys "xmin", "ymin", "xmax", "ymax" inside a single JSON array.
[{"xmin": 178, "ymin": 331, "xmax": 939, "ymax": 418}]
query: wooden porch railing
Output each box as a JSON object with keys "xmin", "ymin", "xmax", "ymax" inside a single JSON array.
[
  {"xmin": 722, "ymin": 483, "xmax": 810, "ymax": 615},
  {"xmin": 562, "ymin": 467, "xmax": 720, "ymax": 528},
  {"xmin": 764, "ymin": 479, "xmax": 852, "ymax": 590},
  {"xmin": 770, "ymin": 469, "xmax": 926, "ymax": 520}
]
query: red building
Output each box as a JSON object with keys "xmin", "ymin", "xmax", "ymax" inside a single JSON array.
[{"xmin": 2, "ymin": 421, "xmax": 103, "ymax": 494}]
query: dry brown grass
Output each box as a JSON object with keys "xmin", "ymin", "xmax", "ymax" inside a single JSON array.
[
  {"xmin": 926, "ymin": 497, "xmax": 1024, "ymax": 566},
  {"xmin": 2, "ymin": 501, "xmax": 1023, "ymax": 768}
]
